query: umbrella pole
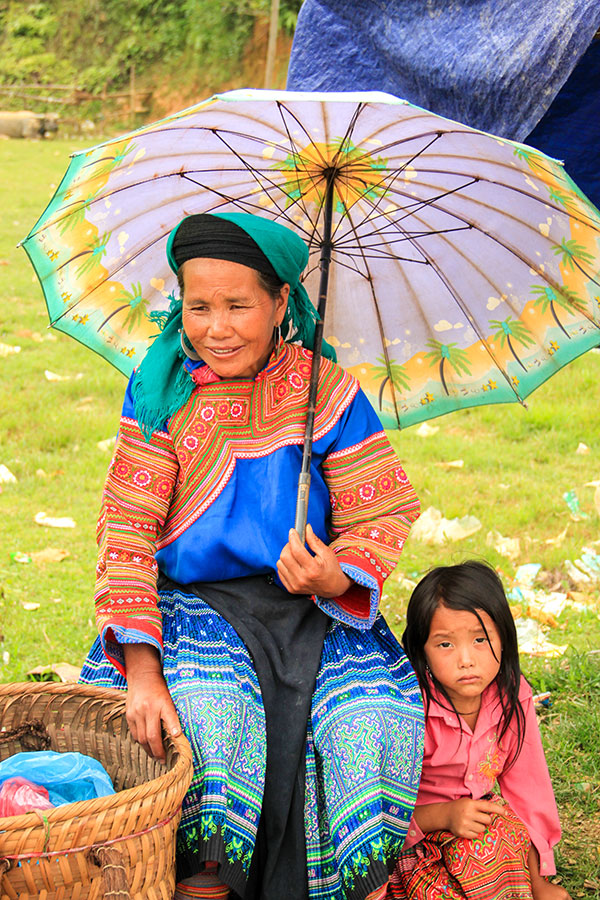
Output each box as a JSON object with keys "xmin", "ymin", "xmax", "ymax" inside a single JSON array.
[{"xmin": 294, "ymin": 175, "xmax": 335, "ymax": 542}]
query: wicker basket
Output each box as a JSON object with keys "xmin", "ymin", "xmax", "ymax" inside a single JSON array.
[{"xmin": 0, "ymin": 682, "xmax": 193, "ymax": 900}]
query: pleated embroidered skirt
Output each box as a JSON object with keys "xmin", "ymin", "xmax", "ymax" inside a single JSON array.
[
  {"xmin": 388, "ymin": 799, "xmax": 534, "ymax": 899},
  {"xmin": 80, "ymin": 576, "xmax": 424, "ymax": 900}
]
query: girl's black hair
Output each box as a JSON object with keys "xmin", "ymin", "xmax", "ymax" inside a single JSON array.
[{"xmin": 402, "ymin": 560, "xmax": 526, "ymax": 765}]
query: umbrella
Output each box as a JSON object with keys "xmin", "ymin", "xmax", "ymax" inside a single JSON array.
[{"xmin": 22, "ymin": 89, "xmax": 600, "ymax": 532}]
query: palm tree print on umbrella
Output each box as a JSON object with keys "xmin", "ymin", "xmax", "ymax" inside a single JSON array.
[
  {"xmin": 371, "ymin": 355, "xmax": 411, "ymax": 410},
  {"xmin": 97, "ymin": 283, "xmax": 148, "ymax": 334},
  {"xmin": 83, "ymin": 142, "xmax": 137, "ymax": 179},
  {"xmin": 489, "ymin": 317, "xmax": 535, "ymax": 371},
  {"xmin": 57, "ymin": 195, "xmax": 96, "ymax": 235},
  {"xmin": 513, "ymin": 145, "xmax": 554, "ymax": 174},
  {"xmin": 552, "ymin": 238, "xmax": 598, "ymax": 279},
  {"xmin": 547, "ymin": 186, "xmax": 581, "ymax": 211},
  {"xmin": 531, "ymin": 284, "xmax": 588, "ymax": 337},
  {"xmin": 424, "ymin": 340, "xmax": 471, "ymax": 395},
  {"xmin": 55, "ymin": 231, "xmax": 111, "ymax": 278}
]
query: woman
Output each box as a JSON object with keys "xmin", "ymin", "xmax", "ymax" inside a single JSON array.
[{"xmin": 80, "ymin": 212, "xmax": 424, "ymax": 900}]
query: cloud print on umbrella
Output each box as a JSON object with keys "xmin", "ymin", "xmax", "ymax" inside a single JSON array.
[{"xmin": 21, "ymin": 89, "xmax": 600, "ymax": 432}]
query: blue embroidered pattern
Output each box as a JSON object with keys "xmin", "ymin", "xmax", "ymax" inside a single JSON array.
[{"xmin": 80, "ymin": 592, "xmax": 424, "ymax": 900}]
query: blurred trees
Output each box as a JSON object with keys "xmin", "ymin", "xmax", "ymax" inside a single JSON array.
[{"xmin": 0, "ymin": 0, "xmax": 302, "ymax": 91}]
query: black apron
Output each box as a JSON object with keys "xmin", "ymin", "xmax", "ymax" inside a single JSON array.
[{"xmin": 160, "ymin": 573, "xmax": 329, "ymax": 900}]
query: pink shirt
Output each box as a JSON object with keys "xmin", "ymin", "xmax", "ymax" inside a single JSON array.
[{"xmin": 404, "ymin": 676, "xmax": 561, "ymax": 875}]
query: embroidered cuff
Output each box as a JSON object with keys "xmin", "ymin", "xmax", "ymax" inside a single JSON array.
[
  {"xmin": 101, "ymin": 624, "xmax": 163, "ymax": 678},
  {"xmin": 315, "ymin": 562, "xmax": 380, "ymax": 629}
]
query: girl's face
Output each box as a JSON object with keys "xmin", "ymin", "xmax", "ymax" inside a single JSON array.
[{"xmin": 424, "ymin": 604, "xmax": 502, "ymax": 712}]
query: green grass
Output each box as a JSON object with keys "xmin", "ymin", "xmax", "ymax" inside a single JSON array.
[
  {"xmin": 0, "ymin": 139, "xmax": 125, "ymax": 675},
  {"xmin": 1, "ymin": 139, "xmax": 599, "ymax": 895}
]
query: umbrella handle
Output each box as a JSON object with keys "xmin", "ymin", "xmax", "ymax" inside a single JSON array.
[
  {"xmin": 293, "ymin": 173, "xmax": 335, "ymax": 544},
  {"xmin": 294, "ymin": 473, "xmax": 311, "ymax": 542}
]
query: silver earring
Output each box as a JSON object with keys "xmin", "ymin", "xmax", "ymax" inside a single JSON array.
[
  {"xmin": 273, "ymin": 323, "xmax": 282, "ymax": 346},
  {"xmin": 180, "ymin": 329, "xmax": 202, "ymax": 361}
]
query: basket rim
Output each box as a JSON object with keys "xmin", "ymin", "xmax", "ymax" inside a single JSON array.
[{"xmin": 0, "ymin": 682, "xmax": 193, "ymax": 831}]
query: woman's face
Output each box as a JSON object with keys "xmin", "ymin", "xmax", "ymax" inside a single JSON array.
[{"xmin": 181, "ymin": 258, "xmax": 289, "ymax": 379}]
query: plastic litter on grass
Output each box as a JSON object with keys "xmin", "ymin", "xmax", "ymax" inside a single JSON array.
[
  {"xmin": 44, "ymin": 369, "xmax": 83, "ymax": 382},
  {"xmin": 408, "ymin": 506, "xmax": 481, "ymax": 544},
  {"xmin": 563, "ymin": 488, "xmax": 590, "ymax": 521},
  {"xmin": 30, "ymin": 548, "xmax": 70, "ymax": 564},
  {"xmin": 10, "ymin": 552, "xmax": 32, "ymax": 564},
  {"xmin": 34, "ymin": 512, "xmax": 76, "ymax": 528},
  {"xmin": 0, "ymin": 464, "xmax": 17, "ymax": 484},
  {"xmin": 27, "ymin": 662, "xmax": 82, "ymax": 683},
  {"xmin": 97, "ymin": 436, "xmax": 116, "ymax": 451},
  {"xmin": 486, "ymin": 530, "xmax": 520, "ymax": 561},
  {"xmin": 415, "ymin": 422, "xmax": 439, "ymax": 437},
  {"xmin": 575, "ymin": 442, "xmax": 590, "ymax": 455},
  {"xmin": 584, "ymin": 480, "xmax": 600, "ymax": 516},
  {"xmin": 0, "ymin": 343, "xmax": 21, "ymax": 357}
]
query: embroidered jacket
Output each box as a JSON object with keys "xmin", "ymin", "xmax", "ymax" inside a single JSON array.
[
  {"xmin": 403, "ymin": 677, "xmax": 561, "ymax": 875},
  {"xmin": 95, "ymin": 343, "xmax": 420, "ymax": 674}
]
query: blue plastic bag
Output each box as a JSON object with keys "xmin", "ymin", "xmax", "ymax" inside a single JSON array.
[{"xmin": 0, "ymin": 752, "xmax": 115, "ymax": 806}]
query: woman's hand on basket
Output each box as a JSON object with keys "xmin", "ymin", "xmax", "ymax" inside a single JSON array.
[
  {"xmin": 277, "ymin": 524, "xmax": 352, "ymax": 598},
  {"xmin": 123, "ymin": 644, "xmax": 181, "ymax": 763}
]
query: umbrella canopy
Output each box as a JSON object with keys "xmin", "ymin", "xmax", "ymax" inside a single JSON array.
[{"xmin": 23, "ymin": 88, "xmax": 600, "ymax": 432}]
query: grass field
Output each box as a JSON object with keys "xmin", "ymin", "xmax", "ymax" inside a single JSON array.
[{"xmin": 0, "ymin": 139, "xmax": 599, "ymax": 895}]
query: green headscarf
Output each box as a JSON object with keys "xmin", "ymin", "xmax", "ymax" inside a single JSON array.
[{"xmin": 132, "ymin": 212, "xmax": 336, "ymax": 440}]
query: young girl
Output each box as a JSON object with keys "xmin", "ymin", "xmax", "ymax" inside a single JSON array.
[{"xmin": 388, "ymin": 561, "xmax": 570, "ymax": 900}]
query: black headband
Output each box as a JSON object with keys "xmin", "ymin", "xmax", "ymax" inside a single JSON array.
[{"xmin": 171, "ymin": 213, "xmax": 280, "ymax": 281}]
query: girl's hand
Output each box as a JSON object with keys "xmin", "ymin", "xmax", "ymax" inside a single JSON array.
[
  {"xmin": 277, "ymin": 524, "xmax": 352, "ymax": 597},
  {"xmin": 446, "ymin": 797, "xmax": 501, "ymax": 838},
  {"xmin": 123, "ymin": 644, "xmax": 181, "ymax": 763}
]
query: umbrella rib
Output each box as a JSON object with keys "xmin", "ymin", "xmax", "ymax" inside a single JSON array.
[
  {"xmin": 275, "ymin": 104, "xmax": 328, "ymax": 189},
  {"xmin": 403, "ymin": 165, "xmax": 600, "ymax": 232},
  {"xmin": 208, "ymin": 130, "xmax": 319, "ymax": 231},
  {"xmin": 331, "ymin": 174, "xmax": 479, "ymax": 251},
  {"xmin": 303, "ymin": 253, "xmax": 366, "ymax": 282},
  {"xmin": 48, "ymin": 159, "xmax": 595, "ymax": 249},
  {"xmin": 184, "ymin": 166, "xmax": 324, "ymax": 252},
  {"xmin": 51, "ymin": 188, "xmax": 313, "ymax": 324},
  {"xmin": 271, "ymin": 106, "xmax": 334, "ymax": 251},
  {"xmin": 49, "ymin": 229, "xmax": 172, "ymax": 325},
  {"xmin": 52, "ymin": 170, "xmax": 312, "ymax": 278},
  {"xmin": 360, "ymin": 175, "xmax": 600, "ymax": 303},
  {"xmin": 355, "ymin": 193, "xmax": 527, "ymax": 403},
  {"xmin": 330, "ymin": 102, "xmax": 366, "ymax": 164},
  {"xmin": 25, "ymin": 166, "xmax": 299, "ymax": 238},
  {"xmin": 275, "ymin": 101, "xmax": 331, "ymax": 168},
  {"xmin": 52, "ymin": 164, "xmax": 331, "ymax": 322},
  {"xmin": 329, "ymin": 132, "xmax": 444, "ymax": 246},
  {"xmin": 325, "ymin": 116, "xmax": 599, "ymax": 234},
  {"xmin": 337, "ymin": 240, "xmax": 464, "ymax": 260},
  {"xmin": 334, "ymin": 130, "xmax": 442, "ymax": 178},
  {"xmin": 421, "ymin": 192, "xmax": 600, "ymax": 308},
  {"xmin": 334, "ymin": 197, "xmax": 404, "ymax": 427},
  {"xmin": 358, "ymin": 186, "xmax": 599, "ymax": 351}
]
